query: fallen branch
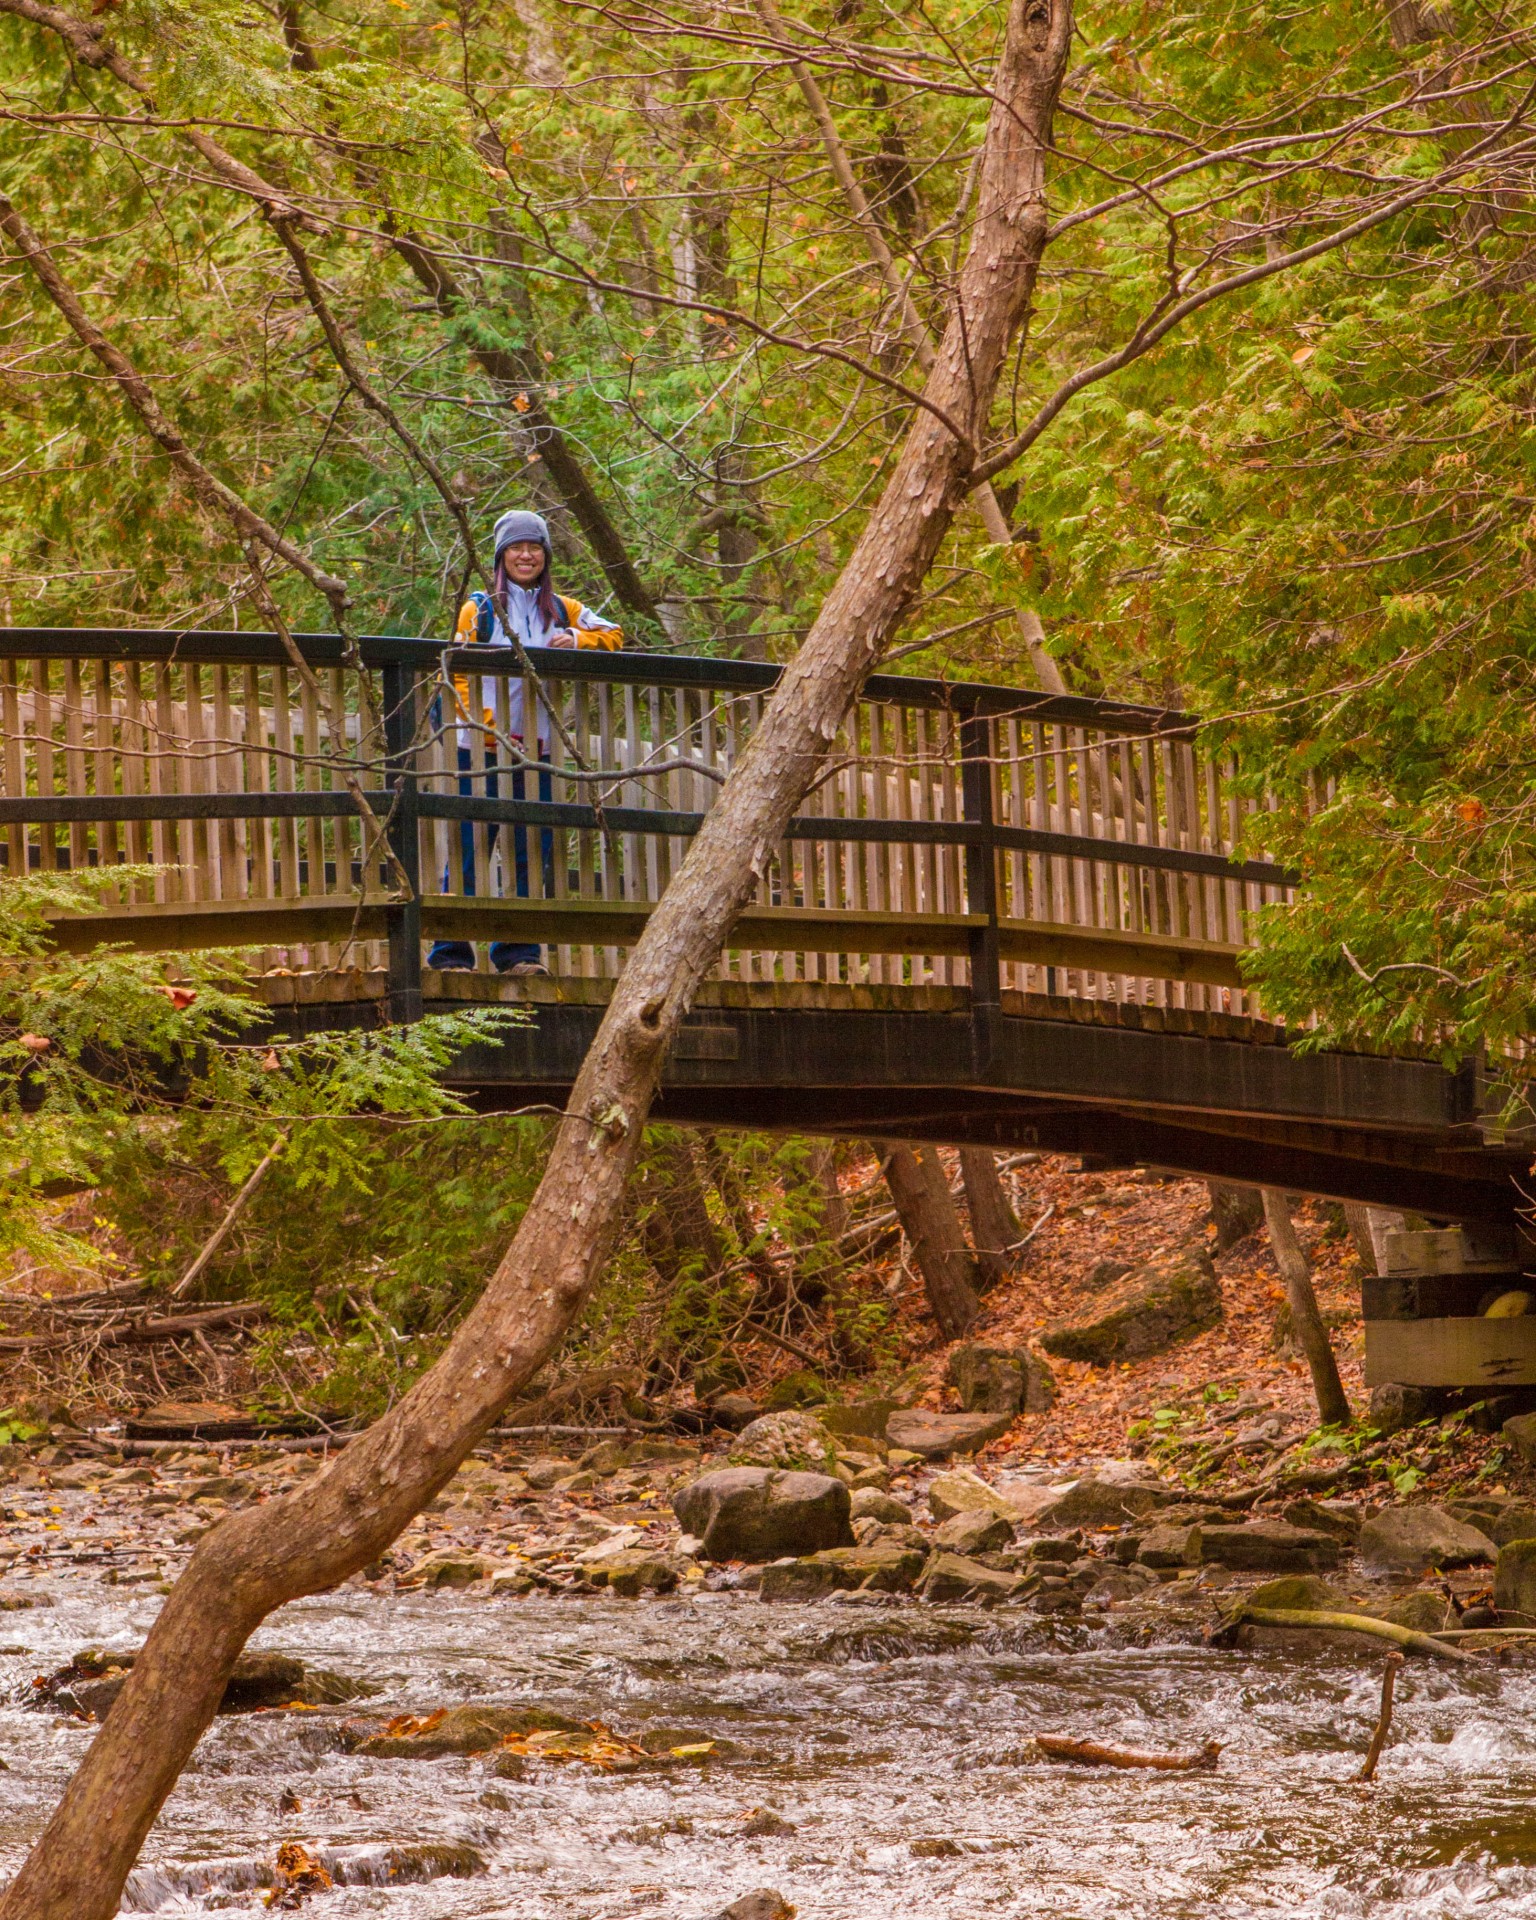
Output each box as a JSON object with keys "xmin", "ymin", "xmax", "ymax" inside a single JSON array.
[
  {"xmin": 1432, "ymin": 1625, "xmax": 1536, "ymax": 1641},
  {"xmin": 1356, "ymin": 1651, "xmax": 1403, "ymax": 1783},
  {"xmin": 171, "ymin": 1136, "xmax": 288, "ymax": 1300},
  {"xmin": 0, "ymin": 1301, "xmax": 269, "ymax": 1355},
  {"xmin": 1035, "ymin": 1735, "xmax": 1222, "ymax": 1772},
  {"xmin": 1215, "ymin": 1606, "xmax": 1475, "ymax": 1664},
  {"xmin": 739, "ymin": 1317, "xmax": 825, "ymax": 1368}
]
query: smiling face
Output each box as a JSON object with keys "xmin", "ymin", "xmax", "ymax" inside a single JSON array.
[{"xmin": 500, "ymin": 540, "xmax": 546, "ymax": 585}]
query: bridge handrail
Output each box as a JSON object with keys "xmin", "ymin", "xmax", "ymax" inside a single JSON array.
[
  {"xmin": 0, "ymin": 628, "xmax": 1195, "ymax": 738},
  {"xmin": 0, "ymin": 625, "xmax": 1289, "ymax": 1019}
]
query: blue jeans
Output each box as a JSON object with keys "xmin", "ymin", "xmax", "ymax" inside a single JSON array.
[{"xmin": 427, "ymin": 746, "xmax": 554, "ymax": 971}]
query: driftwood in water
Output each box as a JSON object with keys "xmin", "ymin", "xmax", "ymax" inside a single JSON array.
[
  {"xmin": 1035, "ymin": 1735, "xmax": 1222, "ymax": 1773},
  {"xmin": 1215, "ymin": 1605, "xmax": 1475, "ymax": 1664},
  {"xmin": 1356, "ymin": 1652, "xmax": 1403, "ymax": 1783}
]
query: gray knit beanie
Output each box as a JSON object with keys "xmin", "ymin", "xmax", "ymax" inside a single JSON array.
[{"xmin": 492, "ymin": 509, "xmax": 551, "ymax": 559}]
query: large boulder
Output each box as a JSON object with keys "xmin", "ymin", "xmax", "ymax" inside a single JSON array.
[
  {"xmin": 1494, "ymin": 1538, "xmax": 1536, "ymax": 1621},
  {"xmin": 1247, "ymin": 1574, "xmax": 1352, "ymax": 1611},
  {"xmin": 1502, "ymin": 1412, "xmax": 1536, "ymax": 1465},
  {"xmin": 728, "ymin": 1411, "xmax": 837, "ymax": 1472},
  {"xmin": 42, "ymin": 1649, "xmax": 356, "ymax": 1722},
  {"xmin": 1370, "ymin": 1384, "xmax": 1444, "ymax": 1437},
  {"xmin": 672, "ymin": 1467, "xmax": 853, "ymax": 1562},
  {"xmin": 1040, "ymin": 1246, "xmax": 1221, "ymax": 1364},
  {"xmin": 884, "ymin": 1409, "xmax": 1014, "ymax": 1458},
  {"xmin": 946, "ymin": 1345, "xmax": 1057, "ymax": 1417},
  {"xmin": 758, "ymin": 1542, "xmax": 927, "ymax": 1601},
  {"xmin": 928, "ymin": 1467, "xmax": 1010, "ymax": 1523},
  {"xmin": 398, "ymin": 1547, "xmax": 497, "ymax": 1590},
  {"xmin": 1136, "ymin": 1524, "xmax": 1200, "ymax": 1570},
  {"xmin": 1031, "ymin": 1469, "xmax": 1178, "ymax": 1531},
  {"xmin": 917, "ymin": 1552, "xmax": 1022, "ymax": 1606},
  {"xmin": 578, "ymin": 1550, "xmax": 679, "ymax": 1598},
  {"xmin": 1192, "ymin": 1522, "xmax": 1340, "ymax": 1573},
  {"xmin": 934, "ymin": 1509, "xmax": 1014, "ymax": 1555},
  {"xmin": 1446, "ymin": 1498, "xmax": 1536, "ymax": 1548},
  {"xmin": 1281, "ymin": 1498, "xmax": 1362, "ymax": 1544},
  {"xmin": 851, "ymin": 1487, "xmax": 912, "ymax": 1525},
  {"xmin": 1358, "ymin": 1505, "xmax": 1496, "ymax": 1574}
]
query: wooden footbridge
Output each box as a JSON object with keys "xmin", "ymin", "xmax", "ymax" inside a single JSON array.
[{"xmin": 4, "ymin": 627, "xmax": 1532, "ymax": 1383}]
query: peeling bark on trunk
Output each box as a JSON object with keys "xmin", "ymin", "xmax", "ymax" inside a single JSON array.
[
  {"xmin": 959, "ymin": 1147, "xmax": 1023, "ymax": 1290},
  {"xmin": 1263, "ymin": 1189, "xmax": 1352, "ymax": 1429},
  {"xmin": 0, "ymin": 3, "xmax": 1072, "ymax": 1911},
  {"xmin": 884, "ymin": 1144, "xmax": 982, "ymax": 1338}
]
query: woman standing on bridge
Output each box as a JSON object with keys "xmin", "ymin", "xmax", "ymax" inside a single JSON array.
[{"xmin": 428, "ymin": 509, "xmax": 623, "ymax": 975}]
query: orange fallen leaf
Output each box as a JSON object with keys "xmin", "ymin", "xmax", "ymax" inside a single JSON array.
[
  {"xmin": 158, "ymin": 985, "xmax": 198, "ymax": 1010},
  {"xmin": 382, "ymin": 1708, "xmax": 446, "ymax": 1739},
  {"xmin": 17, "ymin": 1033, "xmax": 50, "ymax": 1053}
]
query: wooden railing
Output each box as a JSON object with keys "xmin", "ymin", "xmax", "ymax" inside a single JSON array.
[{"xmin": 0, "ymin": 629, "xmax": 1294, "ymax": 1021}]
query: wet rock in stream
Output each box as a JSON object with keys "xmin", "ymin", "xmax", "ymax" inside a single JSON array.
[
  {"xmin": 674, "ymin": 1467, "xmax": 853, "ymax": 1561},
  {"xmin": 32, "ymin": 1647, "xmax": 367, "ymax": 1720}
]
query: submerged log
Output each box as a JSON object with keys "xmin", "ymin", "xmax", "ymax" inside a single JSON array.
[{"xmin": 1035, "ymin": 1735, "xmax": 1222, "ymax": 1772}]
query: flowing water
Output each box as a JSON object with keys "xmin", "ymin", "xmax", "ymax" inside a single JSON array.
[{"xmin": 4, "ymin": 1582, "xmax": 1536, "ymax": 1917}]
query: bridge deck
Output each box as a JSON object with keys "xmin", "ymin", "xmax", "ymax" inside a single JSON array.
[{"xmin": 255, "ymin": 971, "xmax": 1519, "ymax": 1223}]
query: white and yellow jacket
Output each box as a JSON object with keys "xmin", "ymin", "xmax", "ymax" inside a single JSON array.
[{"xmin": 451, "ymin": 584, "xmax": 622, "ymax": 746}]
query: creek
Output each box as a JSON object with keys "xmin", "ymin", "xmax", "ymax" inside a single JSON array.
[{"xmin": 5, "ymin": 1582, "xmax": 1536, "ymax": 1917}]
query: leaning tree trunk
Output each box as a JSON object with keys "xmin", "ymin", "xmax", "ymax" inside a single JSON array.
[
  {"xmin": 884, "ymin": 1144, "xmax": 982, "ymax": 1338},
  {"xmin": 960, "ymin": 1147, "xmax": 1023, "ymax": 1290},
  {"xmin": 0, "ymin": 3, "xmax": 1071, "ymax": 1911},
  {"xmin": 1262, "ymin": 1189, "xmax": 1352, "ymax": 1428}
]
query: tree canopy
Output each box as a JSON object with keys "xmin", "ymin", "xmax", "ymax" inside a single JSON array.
[{"xmin": 4, "ymin": 0, "xmax": 1536, "ymax": 1051}]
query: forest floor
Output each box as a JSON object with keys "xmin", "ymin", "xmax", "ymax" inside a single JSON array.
[{"xmin": 0, "ymin": 1156, "xmax": 1517, "ymax": 1507}]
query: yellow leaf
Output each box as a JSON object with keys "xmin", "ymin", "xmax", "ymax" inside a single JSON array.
[{"xmin": 1291, "ymin": 345, "xmax": 1315, "ymax": 365}]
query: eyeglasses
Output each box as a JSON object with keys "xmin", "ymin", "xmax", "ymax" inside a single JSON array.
[{"xmin": 502, "ymin": 543, "xmax": 545, "ymax": 557}]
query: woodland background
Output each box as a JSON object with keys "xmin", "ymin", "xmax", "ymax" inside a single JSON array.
[{"xmin": 4, "ymin": 0, "xmax": 1536, "ymax": 1422}]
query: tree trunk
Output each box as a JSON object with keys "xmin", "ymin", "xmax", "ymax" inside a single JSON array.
[
  {"xmin": 636, "ymin": 1134, "xmax": 725, "ymax": 1287},
  {"xmin": 884, "ymin": 1144, "xmax": 982, "ymax": 1338},
  {"xmin": 960, "ymin": 1147, "xmax": 1023, "ymax": 1290},
  {"xmin": 0, "ymin": 3, "xmax": 1072, "ymax": 1910},
  {"xmin": 1208, "ymin": 1181, "xmax": 1265, "ymax": 1253},
  {"xmin": 1262, "ymin": 1189, "xmax": 1352, "ymax": 1428},
  {"xmin": 808, "ymin": 1144, "xmax": 849, "ymax": 1242}
]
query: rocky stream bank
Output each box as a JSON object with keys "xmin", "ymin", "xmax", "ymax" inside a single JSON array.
[{"xmin": 7, "ymin": 1397, "xmax": 1536, "ymax": 1915}]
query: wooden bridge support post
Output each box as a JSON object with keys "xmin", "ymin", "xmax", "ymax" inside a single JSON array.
[
  {"xmin": 381, "ymin": 659, "xmax": 422, "ymax": 1024},
  {"xmin": 960, "ymin": 703, "xmax": 1001, "ymax": 1072}
]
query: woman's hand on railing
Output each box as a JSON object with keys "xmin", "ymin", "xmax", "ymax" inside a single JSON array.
[{"xmin": 547, "ymin": 628, "xmax": 578, "ymax": 650}]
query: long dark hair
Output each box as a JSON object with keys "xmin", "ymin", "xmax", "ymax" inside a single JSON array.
[{"xmin": 493, "ymin": 549, "xmax": 562, "ymax": 638}]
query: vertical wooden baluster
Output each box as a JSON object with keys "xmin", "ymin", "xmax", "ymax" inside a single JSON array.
[
  {"xmin": 181, "ymin": 662, "xmax": 215, "ymax": 913},
  {"xmin": 1, "ymin": 660, "xmax": 25, "ymax": 880},
  {"xmin": 270, "ymin": 666, "xmax": 298, "ymax": 949},
  {"xmin": 574, "ymin": 680, "xmax": 596, "ymax": 978},
  {"xmin": 941, "ymin": 706, "xmax": 966, "ymax": 989},
  {"xmin": 210, "ymin": 666, "xmax": 242, "ymax": 903},
  {"xmin": 1119, "ymin": 736, "xmax": 1145, "ymax": 1002},
  {"xmin": 151, "ymin": 662, "xmax": 182, "ymax": 902},
  {"xmin": 552, "ymin": 666, "xmax": 576, "ymax": 977},
  {"xmin": 90, "ymin": 660, "xmax": 119, "ymax": 890},
  {"xmin": 241, "ymin": 666, "xmax": 272, "ymax": 963},
  {"xmin": 596, "ymin": 680, "xmax": 619, "ymax": 980},
  {"xmin": 60, "ymin": 656, "xmax": 90, "ymax": 877},
  {"xmin": 621, "ymin": 682, "xmax": 644, "ymax": 975}
]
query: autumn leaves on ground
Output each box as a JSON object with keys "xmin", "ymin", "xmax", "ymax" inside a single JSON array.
[{"xmin": 2, "ymin": 1145, "xmax": 1504, "ymax": 1506}]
